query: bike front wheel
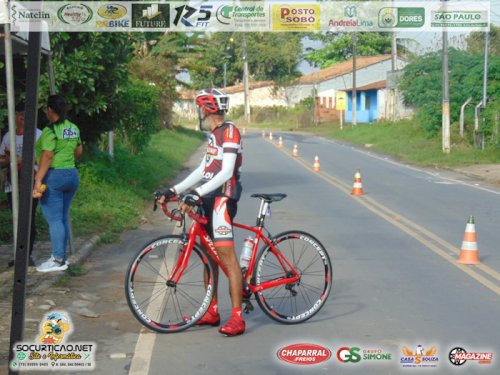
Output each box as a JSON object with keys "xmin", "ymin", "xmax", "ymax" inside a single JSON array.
[
  {"xmin": 125, "ymin": 235, "xmax": 215, "ymax": 333},
  {"xmin": 253, "ymin": 231, "xmax": 332, "ymax": 324}
]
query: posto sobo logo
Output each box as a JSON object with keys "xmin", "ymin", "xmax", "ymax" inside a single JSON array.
[
  {"xmin": 337, "ymin": 347, "xmax": 361, "ymax": 363},
  {"xmin": 272, "ymin": 4, "xmax": 320, "ymax": 31}
]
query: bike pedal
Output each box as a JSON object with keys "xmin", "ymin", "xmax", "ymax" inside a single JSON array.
[{"xmin": 243, "ymin": 301, "xmax": 254, "ymax": 314}]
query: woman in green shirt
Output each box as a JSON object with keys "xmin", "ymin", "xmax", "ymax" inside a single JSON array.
[{"xmin": 34, "ymin": 95, "xmax": 83, "ymax": 273}]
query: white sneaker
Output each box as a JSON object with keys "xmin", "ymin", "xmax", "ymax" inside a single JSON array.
[{"xmin": 36, "ymin": 257, "xmax": 68, "ymax": 273}]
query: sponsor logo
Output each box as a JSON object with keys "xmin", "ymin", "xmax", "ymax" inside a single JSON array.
[
  {"xmin": 400, "ymin": 344, "xmax": 439, "ymax": 368},
  {"xmin": 448, "ymin": 347, "xmax": 493, "ymax": 366},
  {"xmin": 10, "ymin": 311, "xmax": 96, "ymax": 371},
  {"xmin": 431, "ymin": 10, "xmax": 488, "ymax": 27},
  {"xmin": 272, "ymin": 4, "xmax": 320, "ymax": 31},
  {"xmin": 362, "ymin": 348, "xmax": 393, "ymax": 361},
  {"xmin": 277, "ymin": 343, "xmax": 331, "ymax": 365},
  {"xmin": 131, "ymin": 3, "xmax": 169, "ymax": 29},
  {"xmin": 173, "ymin": 4, "xmax": 213, "ymax": 28},
  {"xmin": 328, "ymin": 5, "xmax": 374, "ymax": 28},
  {"xmin": 379, "ymin": 7, "xmax": 425, "ymax": 28},
  {"xmin": 337, "ymin": 347, "xmax": 361, "ymax": 363},
  {"xmin": 57, "ymin": 3, "xmax": 93, "ymax": 25},
  {"xmin": 96, "ymin": 3, "xmax": 129, "ymax": 28},
  {"xmin": 215, "ymin": 4, "xmax": 267, "ymax": 28},
  {"xmin": 215, "ymin": 225, "xmax": 231, "ymax": 236},
  {"xmin": 10, "ymin": 3, "xmax": 51, "ymax": 27},
  {"xmin": 97, "ymin": 4, "xmax": 127, "ymax": 19},
  {"xmin": 62, "ymin": 128, "xmax": 79, "ymax": 140}
]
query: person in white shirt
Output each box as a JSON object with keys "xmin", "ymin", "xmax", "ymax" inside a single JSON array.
[{"xmin": 0, "ymin": 102, "xmax": 42, "ymax": 267}]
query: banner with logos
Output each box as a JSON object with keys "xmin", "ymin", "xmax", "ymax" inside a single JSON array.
[{"xmin": 5, "ymin": 1, "xmax": 491, "ymax": 33}]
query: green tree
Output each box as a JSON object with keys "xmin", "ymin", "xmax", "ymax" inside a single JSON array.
[
  {"xmin": 190, "ymin": 33, "xmax": 303, "ymax": 89},
  {"xmin": 305, "ymin": 32, "xmax": 395, "ymax": 68},
  {"xmin": 40, "ymin": 32, "xmax": 134, "ymax": 145},
  {"xmin": 466, "ymin": 25, "xmax": 500, "ymax": 55},
  {"xmin": 400, "ymin": 49, "xmax": 500, "ymax": 138}
]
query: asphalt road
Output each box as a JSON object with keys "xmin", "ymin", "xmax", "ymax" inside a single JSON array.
[{"xmin": 5, "ymin": 131, "xmax": 498, "ymax": 375}]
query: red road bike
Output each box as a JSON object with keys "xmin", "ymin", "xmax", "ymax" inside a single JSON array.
[{"xmin": 125, "ymin": 193, "xmax": 332, "ymax": 333}]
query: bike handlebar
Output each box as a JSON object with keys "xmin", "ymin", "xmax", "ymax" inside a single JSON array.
[{"xmin": 158, "ymin": 196, "xmax": 208, "ymax": 225}]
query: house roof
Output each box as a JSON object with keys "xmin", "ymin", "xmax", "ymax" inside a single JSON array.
[
  {"xmin": 296, "ymin": 55, "xmax": 392, "ymax": 85},
  {"xmin": 343, "ymin": 80, "xmax": 387, "ymax": 92},
  {"xmin": 177, "ymin": 80, "xmax": 275, "ymax": 100}
]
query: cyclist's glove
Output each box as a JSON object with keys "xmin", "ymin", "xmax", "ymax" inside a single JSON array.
[
  {"xmin": 154, "ymin": 187, "xmax": 176, "ymax": 200},
  {"xmin": 182, "ymin": 190, "xmax": 202, "ymax": 207}
]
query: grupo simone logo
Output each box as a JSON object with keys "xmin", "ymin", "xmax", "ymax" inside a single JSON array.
[
  {"xmin": 57, "ymin": 3, "xmax": 93, "ymax": 25},
  {"xmin": 10, "ymin": 311, "xmax": 96, "ymax": 371},
  {"xmin": 272, "ymin": 4, "xmax": 320, "ymax": 31},
  {"xmin": 277, "ymin": 343, "xmax": 331, "ymax": 365}
]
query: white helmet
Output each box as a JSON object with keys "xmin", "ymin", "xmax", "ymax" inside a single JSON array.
[{"xmin": 195, "ymin": 88, "xmax": 230, "ymax": 113}]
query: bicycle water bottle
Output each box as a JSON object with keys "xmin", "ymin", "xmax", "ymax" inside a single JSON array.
[{"xmin": 239, "ymin": 237, "xmax": 254, "ymax": 271}]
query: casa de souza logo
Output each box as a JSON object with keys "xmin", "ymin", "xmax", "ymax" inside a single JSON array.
[
  {"xmin": 57, "ymin": 3, "xmax": 93, "ymax": 25},
  {"xmin": 277, "ymin": 343, "xmax": 331, "ymax": 365},
  {"xmin": 400, "ymin": 344, "xmax": 439, "ymax": 368},
  {"xmin": 448, "ymin": 347, "xmax": 493, "ymax": 366},
  {"xmin": 131, "ymin": 3, "xmax": 170, "ymax": 29},
  {"xmin": 10, "ymin": 311, "xmax": 96, "ymax": 371},
  {"xmin": 272, "ymin": 4, "xmax": 320, "ymax": 31}
]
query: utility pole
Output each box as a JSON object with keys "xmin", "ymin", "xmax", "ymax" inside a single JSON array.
[
  {"xmin": 242, "ymin": 33, "xmax": 250, "ymax": 123},
  {"xmin": 352, "ymin": 32, "xmax": 357, "ymax": 126},
  {"xmin": 442, "ymin": 1, "xmax": 451, "ymax": 153},
  {"xmin": 482, "ymin": 29, "xmax": 489, "ymax": 110},
  {"xmin": 391, "ymin": 31, "xmax": 397, "ymax": 121}
]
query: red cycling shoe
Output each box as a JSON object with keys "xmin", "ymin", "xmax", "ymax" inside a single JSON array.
[
  {"xmin": 184, "ymin": 311, "xmax": 221, "ymax": 327},
  {"xmin": 219, "ymin": 316, "xmax": 245, "ymax": 336}
]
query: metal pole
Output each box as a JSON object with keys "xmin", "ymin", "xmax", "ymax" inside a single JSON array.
[
  {"xmin": 460, "ymin": 97, "xmax": 472, "ymax": 137},
  {"xmin": 9, "ymin": 30, "xmax": 42, "ymax": 373},
  {"xmin": 482, "ymin": 30, "xmax": 489, "ymax": 109},
  {"xmin": 3, "ymin": 22, "xmax": 19, "ymax": 257},
  {"xmin": 391, "ymin": 31, "xmax": 398, "ymax": 121},
  {"xmin": 108, "ymin": 131, "xmax": 114, "ymax": 157},
  {"xmin": 352, "ymin": 32, "xmax": 357, "ymax": 126},
  {"xmin": 223, "ymin": 62, "xmax": 227, "ymax": 91},
  {"xmin": 47, "ymin": 52, "xmax": 56, "ymax": 95},
  {"xmin": 442, "ymin": 16, "xmax": 451, "ymax": 153},
  {"xmin": 242, "ymin": 33, "xmax": 250, "ymax": 123}
]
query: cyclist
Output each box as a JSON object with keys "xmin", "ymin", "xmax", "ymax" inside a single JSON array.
[{"xmin": 156, "ymin": 88, "xmax": 245, "ymax": 336}]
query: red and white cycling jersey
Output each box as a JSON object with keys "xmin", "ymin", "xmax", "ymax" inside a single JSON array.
[{"xmin": 203, "ymin": 121, "xmax": 242, "ymax": 200}]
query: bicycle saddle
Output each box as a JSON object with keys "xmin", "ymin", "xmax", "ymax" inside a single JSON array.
[{"xmin": 251, "ymin": 193, "xmax": 287, "ymax": 202}]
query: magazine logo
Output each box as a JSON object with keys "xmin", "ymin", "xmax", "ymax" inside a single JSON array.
[
  {"xmin": 96, "ymin": 3, "xmax": 129, "ymax": 28},
  {"xmin": 277, "ymin": 343, "xmax": 331, "ymax": 365},
  {"xmin": 400, "ymin": 344, "xmax": 439, "ymax": 368},
  {"xmin": 173, "ymin": 4, "xmax": 212, "ymax": 28},
  {"xmin": 337, "ymin": 347, "xmax": 361, "ymax": 363},
  {"xmin": 57, "ymin": 3, "xmax": 93, "ymax": 25},
  {"xmin": 272, "ymin": 4, "xmax": 320, "ymax": 31},
  {"xmin": 448, "ymin": 347, "xmax": 493, "ymax": 366},
  {"xmin": 379, "ymin": 7, "xmax": 425, "ymax": 28}
]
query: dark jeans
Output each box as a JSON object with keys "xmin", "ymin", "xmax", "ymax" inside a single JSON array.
[{"xmin": 7, "ymin": 191, "xmax": 38, "ymax": 257}]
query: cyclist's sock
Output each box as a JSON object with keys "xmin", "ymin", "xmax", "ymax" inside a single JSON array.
[
  {"xmin": 232, "ymin": 307, "xmax": 243, "ymax": 320},
  {"xmin": 208, "ymin": 300, "xmax": 219, "ymax": 316}
]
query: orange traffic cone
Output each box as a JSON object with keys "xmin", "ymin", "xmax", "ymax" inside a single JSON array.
[
  {"xmin": 351, "ymin": 169, "xmax": 364, "ymax": 196},
  {"xmin": 313, "ymin": 156, "xmax": 320, "ymax": 172},
  {"xmin": 269, "ymin": 132, "xmax": 273, "ymax": 141},
  {"xmin": 458, "ymin": 216, "xmax": 480, "ymax": 265},
  {"xmin": 292, "ymin": 144, "xmax": 299, "ymax": 157},
  {"xmin": 278, "ymin": 137, "xmax": 283, "ymax": 148},
  {"xmin": 262, "ymin": 130, "xmax": 265, "ymax": 138}
]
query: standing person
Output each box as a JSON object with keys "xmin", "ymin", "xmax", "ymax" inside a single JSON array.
[
  {"xmin": 156, "ymin": 88, "xmax": 245, "ymax": 336},
  {"xmin": 34, "ymin": 95, "xmax": 83, "ymax": 273},
  {"xmin": 0, "ymin": 102, "xmax": 42, "ymax": 267}
]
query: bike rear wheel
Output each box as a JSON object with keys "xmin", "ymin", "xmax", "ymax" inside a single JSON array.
[
  {"xmin": 254, "ymin": 231, "xmax": 332, "ymax": 324},
  {"xmin": 125, "ymin": 235, "xmax": 214, "ymax": 333}
]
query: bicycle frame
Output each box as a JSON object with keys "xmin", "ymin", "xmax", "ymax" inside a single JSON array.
[{"xmin": 164, "ymin": 201, "xmax": 300, "ymax": 294}]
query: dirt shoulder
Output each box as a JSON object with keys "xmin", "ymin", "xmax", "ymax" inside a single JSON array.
[{"xmin": 452, "ymin": 164, "xmax": 500, "ymax": 187}]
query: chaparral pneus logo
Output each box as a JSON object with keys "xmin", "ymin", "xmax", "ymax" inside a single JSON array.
[
  {"xmin": 448, "ymin": 347, "xmax": 493, "ymax": 366},
  {"xmin": 277, "ymin": 343, "xmax": 331, "ymax": 365},
  {"xmin": 272, "ymin": 4, "xmax": 320, "ymax": 31}
]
